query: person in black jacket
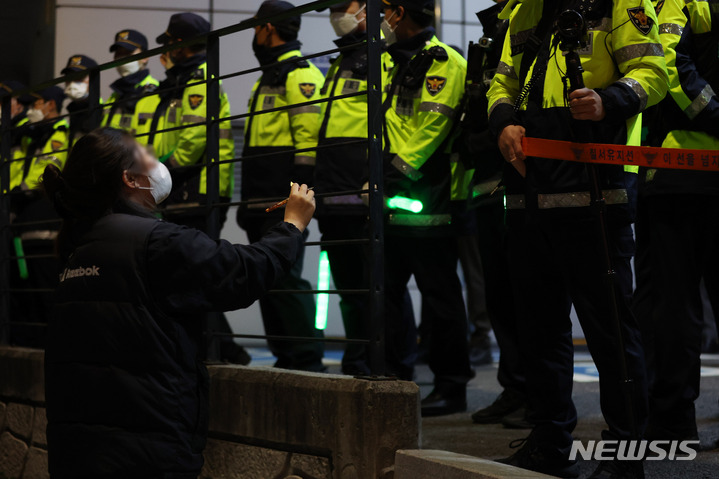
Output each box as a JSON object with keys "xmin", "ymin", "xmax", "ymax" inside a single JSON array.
[{"xmin": 42, "ymin": 127, "xmax": 316, "ymax": 479}]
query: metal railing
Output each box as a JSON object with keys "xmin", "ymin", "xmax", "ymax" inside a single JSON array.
[{"xmin": 0, "ymin": 0, "xmax": 386, "ymax": 374}]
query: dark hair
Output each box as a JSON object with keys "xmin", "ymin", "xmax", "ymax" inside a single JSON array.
[
  {"xmin": 406, "ymin": 9, "xmax": 433, "ymax": 28},
  {"xmin": 276, "ymin": 25, "xmax": 298, "ymax": 42},
  {"xmin": 42, "ymin": 127, "xmax": 149, "ymax": 259}
]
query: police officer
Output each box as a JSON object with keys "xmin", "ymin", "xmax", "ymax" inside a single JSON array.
[
  {"xmin": 488, "ymin": 0, "xmax": 667, "ymax": 477},
  {"xmin": 61, "ymin": 54, "xmax": 100, "ymax": 145},
  {"xmin": 0, "ymin": 81, "xmax": 34, "ymax": 192},
  {"xmin": 634, "ymin": 0, "xmax": 719, "ymax": 445},
  {"xmin": 103, "ymin": 29, "xmax": 160, "ymax": 136},
  {"xmin": 312, "ymin": 0, "xmax": 394, "ymax": 375},
  {"xmin": 153, "ymin": 12, "xmax": 247, "ymax": 365},
  {"xmin": 238, "ymin": 0, "xmax": 326, "ymax": 372},
  {"xmin": 464, "ymin": 0, "xmax": 531, "ymax": 429},
  {"xmin": 153, "ymin": 12, "xmax": 235, "ymax": 229},
  {"xmin": 380, "ymin": 0, "xmax": 472, "ymax": 416},
  {"xmin": 8, "ymin": 86, "xmax": 69, "ymax": 346}
]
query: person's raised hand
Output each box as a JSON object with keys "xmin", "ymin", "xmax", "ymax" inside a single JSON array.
[{"xmin": 284, "ymin": 183, "xmax": 315, "ymax": 232}]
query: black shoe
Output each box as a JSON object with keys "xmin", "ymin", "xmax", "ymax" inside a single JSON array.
[
  {"xmin": 501, "ymin": 405, "xmax": 533, "ymax": 429},
  {"xmin": 421, "ymin": 387, "xmax": 467, "ymax": 417},
  {"xmin": 471, "ymin": 390, "xmax": 524, "ymax": 424},
  {"xmin": 497, "ymin": 437, "xmax": 579, "ymax": 478},
  {"xmin": 588, "ymin": 460, "xmax": 644, "ymax": 479}
]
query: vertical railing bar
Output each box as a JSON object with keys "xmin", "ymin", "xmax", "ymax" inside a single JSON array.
[
  {"xmin": 366, "ymin": 0, "xmax": 386, "ymax": 375},
  {"xmin": 0, "ymin": 96, "xmax": 12, "ymax": 344}
]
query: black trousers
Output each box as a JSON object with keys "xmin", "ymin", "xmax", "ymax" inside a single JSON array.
[
  {"xmin": 241, "ymin": 216, "xmax": 324, "ymax": 371},
  {"xmin": 474, "ymin": 199, "xmax": 526, "ymax": 399},
  {"xmin": 634, "ymin": 194, "xmax": 719, "ymax": 437},
  {"xmin": 318, "ymin": 215, "xmax": 371, "ymax": 374},
  {"xmin": 384, "ymin": 233, "xmax": 472, "ymax": 386},
  {"xmin": 507, "ymin": 210, "xmax": 647, "ymax": 455}
]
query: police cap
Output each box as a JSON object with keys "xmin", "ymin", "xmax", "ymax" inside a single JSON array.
[
  {"xmin": 110, "ymin": 29, "xmax": 149, "ymax": 53},
  {"xmin": 255, "ymin": 1, "xmax": 301, "ymax": 34},
  {"xmin": 32, "ymin": 86, "xmax": 65, "ymax": 110},
  {"xmin": 156, "ymin": 12, "xmax": 211, "ymax": 45},
  {"xmin": 0, "ymin": 80, "xmax": 35, "ymax": 104},
  {"xmin": 60, "ymin": 54, "xmax": 98, "ymax": 75},
  {"xmin": 380, "ymin": 0, "xmax": 435, "ymax": 16}
]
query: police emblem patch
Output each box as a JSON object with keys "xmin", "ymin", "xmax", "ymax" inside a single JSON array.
[
  {"xmin": 627, "ymin": 7, "xmax": 654, "ymax": 35},
  {"xmin": 118, "ymin": 31, "xmax": 130, "ymax": 41},
  {"xmin": 299, "ymin": 83, "xmax": 316, "ymax": 99},
  {"xmin": 189, "ymin": 94, "xmax": 204, "ymax": 110},
  {"xmin": 71, "ymin": 56, "xmax": 83, "ymax": 67},
  {"xmin": 655, "ymin": 0, "xmax": 665, "ymax": 16},
  {"xmin": 51, "ymin": 140, "xmax": 64, "ymax": 152},
  {"xmin": 426, "ymin": 76, "xmax": 447, "ymax": 96}
]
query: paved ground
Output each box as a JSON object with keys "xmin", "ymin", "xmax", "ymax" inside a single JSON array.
[{"xmin": 415, "ymin": 350, "xmax": 719, "ymax": 479}]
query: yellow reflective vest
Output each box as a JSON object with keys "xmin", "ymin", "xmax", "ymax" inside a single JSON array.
[
  {"xmin": 102, "ymin": 71, "xmax": 159, "ymax": 136},
  {"xmin": 384, "ymin": 32, "xmax": 467, "ymax": 229},
  {"xmin": 152, "ymin": 58, "xmax": 235, "ymax": 201},
  {"xmin": 20, "ymin": 118, "xmax": 70, "ymax": 190},
  {"xmin": 241, "ymin": 48, "xmax": 324, "ymax": 213},
  {"xmin": 488, "ymin": 0, "xmax": 668, "ymax": 199}
]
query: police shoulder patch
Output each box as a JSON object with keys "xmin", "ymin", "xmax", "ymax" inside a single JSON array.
[
  {"xmin": 655, "ymin": 0, "xmax": 665, "ymax": 16},
  {"xmin": 299, "ymin": 83, "xmax": 316, "ymax": 99},
  {"xmin": 425, "ymin": 76, "xmax": 447, "ymax": 96},
  {"xmin": 627, "ymin": 7, "xmax": 654, "ymax": 35},
  {"xmin": 189, "ymin": 94, "xmax": 204, "ymax": 110}
]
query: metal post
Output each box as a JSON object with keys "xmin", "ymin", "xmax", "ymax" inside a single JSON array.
[
  {"xmin": 88, "ymin": 68, "xmax": 102, "ymax": 130},
  {"xmin": 0, "ymin": 96, "xmax": 11, "ymax": 344},
  {"xmin": 366, "ymin": 0, "xmax": 386, "ymax": 375},
  {"xmin": 204, "ymin": 32, "xmax": 222, "ymax": 362}
]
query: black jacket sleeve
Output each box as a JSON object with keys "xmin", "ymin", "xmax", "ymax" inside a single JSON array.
[{"xmin": 146, "ymin": 220, "xmax": 304, "ymax": 315}]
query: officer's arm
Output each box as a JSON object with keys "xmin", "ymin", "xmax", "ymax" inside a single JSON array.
[
  {"xmin": 287, "ymin": 68, "xmax": 323, "ymax": 184},
  {"xmin": 147, "ymin": 220, "xmax": 305, "ymax": 314},
  {"xmin": 218, "ymin": 92, "xmax": 236, "ymax": 162},
  {"xmin": 670, "ymin": 11, "xmax": 719, "ymax": 138},
  {"xmin": 597, "ymin": 0, "xmax": 668, "ymax": 122},
  {"xmin": 486, "ymin": 16, "xmax": 521, "ymax": 139},
  {"xmin": 169, "ymin": 81, "xmax": 207, "ymax": 167},
  {"xmin": 390, "ymin": 57, "xmax": 465, "ymax": 180}
]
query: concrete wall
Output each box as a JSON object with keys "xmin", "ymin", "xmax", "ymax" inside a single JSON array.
[{"xmin": 0, "ymin": 346, "xmax": 420, "ymax": 479}]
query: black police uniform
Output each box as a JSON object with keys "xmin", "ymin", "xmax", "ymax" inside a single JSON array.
[{"xmin": 46, "ymin": 212, "xmax": 304, "ymax": 478}]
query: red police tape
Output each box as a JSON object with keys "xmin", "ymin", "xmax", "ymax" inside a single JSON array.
[{"xmin": 522, "ymin": 137, "xmax": 719, "ymax": 172}]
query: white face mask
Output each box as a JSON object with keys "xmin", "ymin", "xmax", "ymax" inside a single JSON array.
[
  {"xmin": 329, "ymin": 4, "xmax": 366, "ymax": 37},
  {"xmin": 117, "ymin": 60, "xmax": 141, "ymax": 78},
  {"xmin": 136, "ymin": 161, "xmax": 172, "ymax": 204},
  {"xmin": 381, "ymin": 11, "xmax": 398, "ymax": 46},
  {"xmin": 26, "ymin": 108, "xmax": 45, "ymax": 123},
  {"xmin": 64, "ymin": 81, "xmax": 89, "ymax": 101}
]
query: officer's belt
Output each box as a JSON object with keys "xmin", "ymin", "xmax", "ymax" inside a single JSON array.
[
  {"xmin": 322, "ymin": 195, "xmax": 364, "ymax": 206},
  {"xmin": 20, "ymin": 230, "xmax": 58, "ymax": 241},
  {"xmin": 388, "ymin": 214, "xmax": 452, "ymax": 226},
  {"xmin": 505, "ymin": 189, "xmax": 628, "ymax": 210},
  {"xmin": 523, "ymin": 137, "xmax": 719, "ymax": 172}
]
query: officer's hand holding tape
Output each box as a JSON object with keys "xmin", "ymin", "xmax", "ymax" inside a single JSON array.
[
  {"xmin": 498, "ymin": 124, "xmax": 527, "ymax": 178},
  {"xmin": 283, "ymin": 183, "xmax": 316, "ymax": 233}
]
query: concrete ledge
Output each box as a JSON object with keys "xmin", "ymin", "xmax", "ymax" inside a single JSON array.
[
  {"xmin": 207, "ymin": 366, "xmax": 420, "ymax": 478},
  {"xmin": 395, "ymin": 450, "xmax": 559, "ymax": 479}
]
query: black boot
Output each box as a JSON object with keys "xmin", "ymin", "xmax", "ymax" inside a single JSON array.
[
  {"xmin": 471, "ymin": 389, "xmax": 524, "ymax": 424},
  {"xmin": 497, "ymin": 434, "xmax": 579, "ymax": 478},
  {"xmin": 421, "ymin": 383, "xmax": 467, "ymax": 416}
]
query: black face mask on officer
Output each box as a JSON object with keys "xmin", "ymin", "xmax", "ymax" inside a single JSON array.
[{"xmin": 252, "ymin": 24, "xmax": 275, "ymax": 66}]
